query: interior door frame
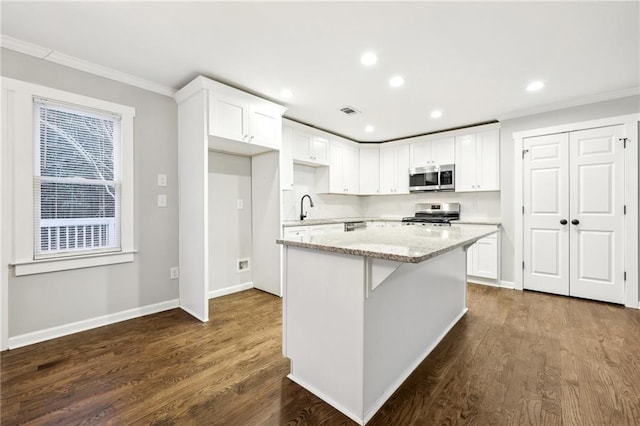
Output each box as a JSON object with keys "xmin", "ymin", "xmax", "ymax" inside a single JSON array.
[{"xmin": 514, "ymin": 113, "xmax": 639, "ymax": 308}]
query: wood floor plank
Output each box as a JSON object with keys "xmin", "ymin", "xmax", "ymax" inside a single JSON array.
[{"xmin": 3, "ymin": 285, "xmax": 640, "ymax": 425}]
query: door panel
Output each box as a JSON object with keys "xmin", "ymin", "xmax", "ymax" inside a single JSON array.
[
  {"xmin": 569, "ymin": 126, "xmax": 625, "ymax": 303},
  {"xmin": 523, "ymin": 133, "xmax": 570, "ymax": 295},
  {"xmin": 530, "ymin": 229, "xmax": 561, "ymax": 277}
]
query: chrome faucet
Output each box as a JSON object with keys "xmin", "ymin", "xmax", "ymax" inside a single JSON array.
[{"xmin": 300, "ymin": 194, "xmax": 315, "ymax": 221}]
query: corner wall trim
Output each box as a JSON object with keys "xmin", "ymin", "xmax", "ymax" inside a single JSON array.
[
  {"xmin": 7, "ymin": 299, "xmax": 179, "ymax": 349},
  {"xmin": 208, "ymin": 282, "xmax": 254, "ymax": 299}
]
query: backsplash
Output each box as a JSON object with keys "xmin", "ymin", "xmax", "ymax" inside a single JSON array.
[
  {"xmin": 362, "ymin": 191, "xmax": 501, "ymax": 219},
  {"xmin": 282, "ymin": 164, "xmax": 501, "ymax": 221},
  {"xmin": 281, "ymin": 164, "xmax": 362, "ymax": 220}
]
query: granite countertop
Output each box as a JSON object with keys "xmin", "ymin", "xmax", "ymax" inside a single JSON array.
[
  {"xmin": 282, "ymin": 217, "xmax": 501, "ymax": 227},
  {"xmin": 277, "ymin": 225, "xmax": 498, "ymax": 263},
  {"xmin": 451, "ymin": 218, "xmax": 501, "ymax": 226},
  {"xmin": 282, "ymin": 217, "xmax": 403, "ymax": 227}
]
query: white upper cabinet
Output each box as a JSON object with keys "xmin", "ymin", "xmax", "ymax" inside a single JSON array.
[
  {"xmin": 359, "ymin": 146, "xmax": 380, "ymax": 195},
  {"xmin": 292, "ymin": 129, "xmax": 329, "ymax": 166},
  {"xmin": 209, "ymin": 92, "xmax": 249, "ymax": 142},
  {"xmin": 379, "ymin": 144, "xmax": 410, "ymax": 194},
  {"xmin": 409, "ymin": 137, "xmax": 455, "ymax": 168},
  {"xmin": 327, "ymin": 139, "xmax": 360, "ymax": 194},
  {"xmin": 249, "ymin": 103, "xmax": 281, "ymax": 150},
  {"xmin": 205, "ymin": 82, "xmax": 285, "ymax": 156},
  {"xmin": 317, "ymin": 138, "xmax": 359, "ymax": 194},
  {"xmin": 209, "ymin": 91, "xmax": 283, "ymax": 150},
  {"xmin": 455, "ymin": 129, "xmax": 499, "ymax": 192}
]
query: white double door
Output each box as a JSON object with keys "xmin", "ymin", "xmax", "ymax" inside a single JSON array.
[{"xmin": 523, "ymin": 125, "xmax": 626, "ymax": 304}]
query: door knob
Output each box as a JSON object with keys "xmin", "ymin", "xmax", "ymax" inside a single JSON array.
[
  {"xmin": 571, "ymin": 219, "xmax": 580, "ymax": 225},
  {"xmin": 560, "ymin": 219, "xmax": 567, "ymax": 225}
]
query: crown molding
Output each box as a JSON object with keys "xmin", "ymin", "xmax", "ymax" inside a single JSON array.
[
  {"xmin": 497, "ymin": 86, "xmax": 640, "ymax": 122},
  {"xmin": 1, "ymin": 34, "xmax": 175, "ymax": 98}
]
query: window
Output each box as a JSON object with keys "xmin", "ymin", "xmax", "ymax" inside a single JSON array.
[
  {"xmin": 2, "ymin": 77, "xmax": 135, "ymax": 275},
  {"xmin": 35, "ymin": 101, "xmax": 122, "ymax": 258}
]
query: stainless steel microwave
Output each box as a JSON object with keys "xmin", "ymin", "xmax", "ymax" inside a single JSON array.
[{"xmin": 408, "ymin": 164, "xmax": 455, "ymax": 192}]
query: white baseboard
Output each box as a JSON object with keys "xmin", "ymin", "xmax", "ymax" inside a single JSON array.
[
  {"xmin": 8, "ymin": 299, "xmax": 179, "ymax": 349},
  {"xmin": 500, "ymin": 280, "xmax": 516, "ymax": 289},
  {"xmin": 467, "ymin": 276, "xmax": 500, "ymax": 287},
  {"xmin": 208, "ymin": 282, "xmax": 253, "ymax": 299}
]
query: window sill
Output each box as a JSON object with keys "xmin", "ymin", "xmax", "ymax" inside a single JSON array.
[{"xmin": 12, "ymin": 250, "xmax": 137, "ymax": 276}]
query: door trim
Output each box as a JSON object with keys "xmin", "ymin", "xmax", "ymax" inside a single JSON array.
[{"xmin": 514, "ymin": 113, "xmax": 639, "ymax": 308}]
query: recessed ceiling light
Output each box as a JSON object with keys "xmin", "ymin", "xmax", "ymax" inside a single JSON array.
[
  {"xmin": 526, "ymin": 81, "xmax": 544, "ymax": 92},
  {"xmin": 280, "ymin": 88, "xmax": 293, "ymax": 99},
  {"xmin": 365, "ymin": 125, "xmax": 375, "ymax": 133},
  {"xmin": 389, "ymin": 76, "xmax": 405, "ymax": 87},
  {"xmin": 430, "ymin": 110, "xmax": 443, "ymax": 119},
  {"xmin": 360, "ymin": 52, "xmax": 378, "ymax": 66}
]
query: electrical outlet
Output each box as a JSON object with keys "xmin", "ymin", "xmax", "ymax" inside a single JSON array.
[
  {"xmin": 170, "ymin": 266, "xmax": 179, "ymax": 280},
  {"xmin": 237, "ymin": 199, "xmax": 243, "ymax": 209},
  {"xmin": 157, "ymin": 194, "xmax": 167, "ymax": 207},
  {"xmin": 237, "ymin": 258, "xmax": 250, "ymax": 273}
]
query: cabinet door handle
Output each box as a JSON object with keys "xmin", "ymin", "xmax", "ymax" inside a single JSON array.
[
  {"xmin": 560, "ymin": 219, "xmax": 568, "ymax": 225},
  {"xmin": 571, "ymin": 219, "xmax": 580, "ymax": 225},
  {"xmin": 242, "ymin": 134, "xmax": 248, "ymax": 141},
  {"xmin": 249, "ymin": 135, "xmax": 254, "ymax": 141}
]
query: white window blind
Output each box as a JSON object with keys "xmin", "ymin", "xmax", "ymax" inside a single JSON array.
[{"xmin": 34, "ymin": 100, "xmax": 122, "ymax": 258}]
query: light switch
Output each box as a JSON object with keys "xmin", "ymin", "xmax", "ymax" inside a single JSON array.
[
  {"xmin": 237, "ymin": 199, "xmax": 244, "ymax": 209},
  {"xmin": 157, "ymin": 194, "xmax": 167, "ymax": 208},
  {"xmin": 157, "ymin": 174, "xmax": 168, "ymax": 187}
]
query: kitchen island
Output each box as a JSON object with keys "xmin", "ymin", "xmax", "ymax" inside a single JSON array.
[{"xmin": 277, "ymin": 225, "xmax": 498, "ymax": 425}]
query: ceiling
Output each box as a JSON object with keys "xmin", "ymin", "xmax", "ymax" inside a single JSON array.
[{"xmin": 1, "ymin": 2, "xmax": 638, "ymax": 142}]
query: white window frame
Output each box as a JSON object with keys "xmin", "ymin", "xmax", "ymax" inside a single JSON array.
[{"xmin": 2, "ymin": 77, "xmax": 136, "ymax": 276}]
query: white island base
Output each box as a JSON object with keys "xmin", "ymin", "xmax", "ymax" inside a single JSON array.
[{"xmin": 283, "ymin": 245, "xmax": 468, "ymax": 425}]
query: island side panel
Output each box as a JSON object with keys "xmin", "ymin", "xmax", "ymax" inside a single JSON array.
[
  {"xmin": 363, "ymin": 247, "xmax": 468, "ymax": 421},
  {"xmin": 284, "ymin": 246, "xmax": 366, "ymax": 422}
]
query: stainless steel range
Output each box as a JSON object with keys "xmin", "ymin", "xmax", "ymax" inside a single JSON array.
[{"xmin": 402, "ymin": 202, "xmax": 460, "ymax": 226}]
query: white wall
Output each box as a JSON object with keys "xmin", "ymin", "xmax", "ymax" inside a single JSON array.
[
  {"xmin": 499, "ymin": 95, "xmax": 640, "ymax": 284},
  {"xmin": 208, "ymin": 152, "xmax": 253, "ymax": 293},
  {"xmin": 1, "ymin": 48, "xmax": 179, "ymax": 338},
  {"xmin": 282, "ymin": 164, "xmax": 362, "ymax": 220},
  {"xmin": 362, "ymin": 191, "xmax": 500, "ymax": 219}
]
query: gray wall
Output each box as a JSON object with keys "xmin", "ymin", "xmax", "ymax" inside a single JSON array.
[
  {"xmin": 208, "ymin": 152, "xmax": 253, "ymax": 292},
  {"xmin": 2, "ymin": 48, "xmax": 179, "ymax": 336},
  {"xmin": 499, "ymin": 95, "xmax": 640, "ymax": 284}
]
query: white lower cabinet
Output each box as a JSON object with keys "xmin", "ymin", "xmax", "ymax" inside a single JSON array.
[
  {"xmin": 309, "ymin": 223, "xmax": 344, "ymax": 236},
  {"xmin": 283, "ymin": 223, "xmax": 344, "ymax": 241},
  {"xmin": 366, "ymin": 221, "xmax": 385, "ymax": 229},
  {"xmin": 467, "ymin": 233, "xmax": 498, "ymax": 280}
]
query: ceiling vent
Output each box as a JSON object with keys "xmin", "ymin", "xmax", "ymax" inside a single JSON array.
[{"xmin": 338, "ymin": 105, "xmax": 361, "ymax": 116}]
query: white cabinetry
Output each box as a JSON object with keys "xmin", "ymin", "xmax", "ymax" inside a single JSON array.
[
  {"xmin": 208, "ymin": 91, "xmax": 283, "ymax": 153},
  {"xmin": 409, "ymin": 137, "xmax": 455, "ymax": 168},
  {"xmin": 283, "ymin": 223, "xmax": 344, "ymax": 241},
  {"xmin": 380, "ymin": 144, "xmax": 410, "ymax": 194},
  {"xmin": 292, "ymin": 130, "xmax": 329, "ymax": 166},
  {"xmin": 359, "ymin": 147, "xmax": 380, "ymax": 195},
  {"xmin": 318, "ymin": 138, "xmax": 360, "ymax": 194},
  {"xmin": 455, "ymin": 130, "xmax": 499, "ymax": 192},
  {"xmin": 467, "ymin": 233, "xmax": 498, "ymax": 280},
  {"xmin": 175, "ymin": 75, "xmax": 286, "ymax": 321}
]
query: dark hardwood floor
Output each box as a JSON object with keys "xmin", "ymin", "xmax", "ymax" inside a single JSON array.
[{"xmin": 2, "ymin": 284, "xmax": 640, "ymax": 425}]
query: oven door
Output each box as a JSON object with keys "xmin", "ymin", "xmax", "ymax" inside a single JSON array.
[{"xmin": 409, "ymin": 167, "xmax": 439, "ymax": 191}]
